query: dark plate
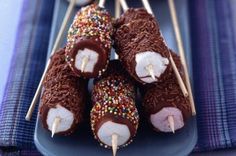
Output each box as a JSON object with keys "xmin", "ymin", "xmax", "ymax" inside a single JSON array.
[{"xmin": 34, "ymin": 0, "xmax": 197, "ymax": 155}]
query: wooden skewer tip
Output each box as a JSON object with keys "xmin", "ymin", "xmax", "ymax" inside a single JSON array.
[
  {"xmin": 81, "ymin": 56, "xmax": 89, "ymax": 72},
  {"xmin": 145, "ymin": 64, "xmax": 156, "ymax": 81},
  {"xmin": 51, "ymin": 117, "xmax": 61, "ymax": 138},
  {"xmin": 168, "ymin": 115, "xmax": 175, "ymax": 133},
  {"xmin": 112, "ymin": 133, "xmax": 118, "ymax": 156},
  {"xmin": 25, "ymin": 114, "xmax": 31, "ymax": 121}
]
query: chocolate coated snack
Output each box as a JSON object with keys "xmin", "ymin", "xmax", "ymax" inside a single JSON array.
[
  {"xmin": 90, "ymin": 60, "xmax": 139, "ymax": 148},
  {"xmin": 40, "ymin": 48, "xmax": 87, "ymax": 136},
  {"xmin": 66, "ymin": 4, "xmax": 113, "ymax": 78}
]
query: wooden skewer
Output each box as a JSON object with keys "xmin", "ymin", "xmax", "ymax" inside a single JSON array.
[
  {"xmin": 169, "ymin": 55, "xmax": 188, "ymax": 97},
  {"xmin": 115, "ymin": 0, "xmax": 121, "ymax": 19},
  {"xmin": 141, "ymin": 0, "xmax": 188, "ymax": 98},
  {"xmin": 81, "ymin": 56, "xmax": 89, "ymax": 72},
  {"xmin": 167, "ymin": 115, "xmax": 175, "ymax": 133},
  {"xmin": 25, "ymin": 0, "xmax": 76, "ymax": 121},
  {"xmin": 141, "ymin": 0, "xmax": 153, "ymax": 14},
  {"xmin": 119, "ymin": 0, "xmax": 128, "ymax": 11},
  {"xmin": 168, "ymin": 0, "xmax": 196, "ymax": 115},
  {"xmin": 114, "ymin": 0, "xmax": 121, "ymax": 59},
  {"xmin": 112, "ymin": 133, "xmax": 118, "ymax": 156},
  {"xmin": 110, "ymin": 2, "xmax": 121, "ymax": 155},
  {"xmin": 51, "ymin": 117, "xmax": 61, "ymax": 138},
  {"xmin": 145, "ymin": 64, "xmax": 156, "ymax": 81},
  {"xmin": 98, "ymin": 0, "xmax": 106, "ymax": 8}
]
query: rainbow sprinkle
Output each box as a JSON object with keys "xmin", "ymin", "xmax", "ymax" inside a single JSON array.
[{"xmin": 91, "ymin": 73, "xmax": 139, "ymax": 148}]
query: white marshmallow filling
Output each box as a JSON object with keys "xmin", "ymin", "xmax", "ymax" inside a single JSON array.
[
  {"xmin": 47, "ymin": 105, "xmax": 74, "ymax": 134},
  {"xmin": 97, "ymin": 121, "xmax": 131, "ymax": 146},
  {"xmin": 150, "ymin": 107, "xmax": 184, "ymax": 132},
  {"xmin": 75, "ymin": 48, "xmax": 99, "ymax": 73},
  {"xmin": 135, "ymin": 51, "xmax": 169, "ymax": 83}
]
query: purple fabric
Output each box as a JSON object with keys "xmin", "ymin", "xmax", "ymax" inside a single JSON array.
[
  {"xmin": 189, "ymin": 0, "xmax": 236, "ymax": 151},
  {"xmin": 0, "ymin": 0, "xmax": 55, "ymax": 155},
  {"xmin": 0, "ymin": 0, "xmax": 24, "ymax": 106}
]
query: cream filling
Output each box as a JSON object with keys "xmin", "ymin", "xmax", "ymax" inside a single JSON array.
[
  {"xmin": 47, "ymin": 105, "xmax": 74, "ymax": 133},
  {"xmin": 75, "ymin": 48, "xmax": 99, "ymax": 73},
  {"xmin": 150, "ymin": 107, "xmax": 184, "ymax": 132},
  {"xmin": 135, "ymin": 51, "xmax": 169, "ymax": 83},
  {"xmin": 97, "ymin": 121, "xmax": 131, "ymax": 146}
]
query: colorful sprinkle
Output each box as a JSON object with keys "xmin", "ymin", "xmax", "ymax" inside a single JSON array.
[{"xmin": 90, "ymin": 68, "xmax": 139, "ymax": 148}]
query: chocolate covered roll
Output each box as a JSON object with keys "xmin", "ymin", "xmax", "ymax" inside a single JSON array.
[
  {"xmin": 113, "ymin": 8, "xmax": 172, "ymax": 84},
  {"xmin": 40, "ymin": 48, "xmax": 87, "ymax": 137},
  {"xmin": 90, "ymin": 60, "xmax": 139, "ymax": 149},
  {"xmin": 142, "ymin": 53, "xmax": 191, "ymax": 133},
  {"xmin": 65, "ymin": 4, "xmax": 113, "ymax": 78}
]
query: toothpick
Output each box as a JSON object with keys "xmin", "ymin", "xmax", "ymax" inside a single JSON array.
[
  {"xmin": 98, "ymin": 0, "xmax": 106, "ymax": 8},
  {"xmin": 167, "ymin": 115, "xmax": 175, "ymax": 133},
  {"xmin": 168, "ymin": 0, "xmax": 196, "ymax": 115},
  {"xmin": 145, "ymin": 64, "xmax": 156, "ymax": 81},
  {"xmin": 141, "ymin": 0, "xmax": 189, "ymax": 98},
  {"xmin": 112, "ymin": 133, "xmax": 118, "ymax": 156},
  {"xmin": 25, "ymin": 0, "xmax": 76, "ymax": 121},
  {"xmin": 81, "ymin": 56, "xmax": 89, "ymax": 72},
  {"xmin": 119, "ymin": 0, "xmax": 128, "ymax": 11},
  {"xmin": 51, "ymin": 117, "xmax": 61, "ymax": 138}
]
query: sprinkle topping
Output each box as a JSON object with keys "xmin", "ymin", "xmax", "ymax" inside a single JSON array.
[
  {"xmin": 90, "ymin": 62, "xmax": 139, "ymax": 148},
  {"xmin": 66, "ymin": 4, "xmax": 113, "ymax": 53}
]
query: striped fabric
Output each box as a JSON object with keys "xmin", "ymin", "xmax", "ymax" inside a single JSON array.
[
  {"xmin": 0, "ymin": 0, "xmax": 236, "ymax": 155},
  {"xmin": 0, "ymin": 0, "xmax": 55, "ymax": 155},
  {"xmin": 189, "ymin": 0, "xmax": 236, "ymax": 152}
]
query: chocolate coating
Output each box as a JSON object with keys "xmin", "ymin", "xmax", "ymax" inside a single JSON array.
[
  {"xmin": 114, "ymin": 8, "xmax": 157, "ymax": 28},
  {"xmin": 90, "ymin": 60, "xmax": 139, "ymax": 148},
  {"xmin": 113, "ymin": 8, "xmax": 172, "ymax": 84},
  {"xmin": 142, "ymin": 53, "xmax": 191, "ymax": 131},
  {"xmin": 40, "ymin": 48, "xmax": 88, "ymax": 136},
  {"xmin": 114, "ymin": 20, "xmax": 160, "ymax": 54},
  {"xmin": 66, "ymin": 4, "xmax": 113, "ymax": 78},
  {"xmin": 142, "ymin": 78, "xmax": 191, "ymax": 130}
]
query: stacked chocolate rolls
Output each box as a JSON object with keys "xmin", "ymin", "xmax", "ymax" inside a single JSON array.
[
  {"xmin": 113, "ymin": 8, "xmax": 172, "ymax": 84},
  {"xmin": 91, "ymin": 60, "xmax": 139, "ymax": 148},
  {"xmin": 142, "ymin": 51, "xmax": 191, "ymax": 132},
  {"xmin": 40, "ymin": 48, "xmax": 87, "ymax": 136},
  {"xmin": 65, "ymin": 4, "xmax": 113, "ymax": 78}
]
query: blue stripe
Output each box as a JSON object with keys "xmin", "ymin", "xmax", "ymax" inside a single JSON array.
[
  {"xmin": 189, "ymin": 0, "xmax": 236, "ymax": 151},
  {"xmin": 207, "ymin": 0, "xmax": 229, "ymax": 148},
  {"xmin": 0, "ymin": 0, "xmax": 55, "ymax": 151}
]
